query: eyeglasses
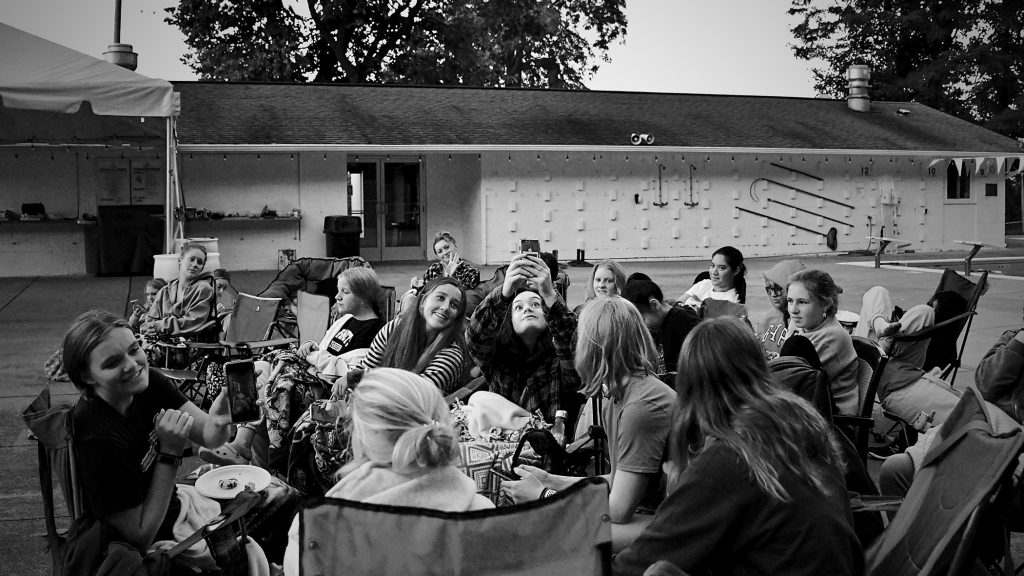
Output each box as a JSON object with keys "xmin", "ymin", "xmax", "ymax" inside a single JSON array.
[{"xmin": 764, "ymin": 285, "xmax": 784, "ymax": 296}]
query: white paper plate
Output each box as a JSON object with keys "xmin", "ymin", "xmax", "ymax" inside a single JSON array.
[
  {"xmin": 195, "ymin": 464, "xmax": 271, "ymax": 499},
  {"xmin": 835, "ymin": 310, "xmax": 860, "ymax": 324}
]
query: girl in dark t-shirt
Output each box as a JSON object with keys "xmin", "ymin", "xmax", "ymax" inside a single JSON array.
[{"xmin": 63, "ymin": 310, "xmax": 234, "ymax": 552}]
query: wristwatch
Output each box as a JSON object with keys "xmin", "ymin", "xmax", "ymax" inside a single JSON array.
[{"xmin": 156, "ymin": 452, "xmax": 183, "ymax": 467}]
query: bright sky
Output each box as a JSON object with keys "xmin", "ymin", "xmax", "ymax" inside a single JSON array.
[{"xmin": 0, "ymin": 0, "xmax": 817, "ymax": 97}]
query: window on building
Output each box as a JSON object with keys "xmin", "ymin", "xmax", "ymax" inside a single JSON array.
[{"xmin": 946, "ymin": 161, "xmax": 971, "ymax": 199}]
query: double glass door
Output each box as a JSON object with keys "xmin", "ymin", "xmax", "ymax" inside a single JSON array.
[{"xmin": 347, "ymin": 159, "xmax": 424, "ymax": 261}]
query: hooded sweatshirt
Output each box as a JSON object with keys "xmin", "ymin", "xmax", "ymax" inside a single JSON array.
[
  {"xmin": 756, "ymin": 260, "xmax": 806, "ymax": 359},
  {"xmin": 283, "ymin": 461, "xmax": 493, "ymax": 576}
]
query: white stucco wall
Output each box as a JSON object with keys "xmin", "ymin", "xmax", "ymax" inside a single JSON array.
[
  {"xmin": 423, "ymin": 153, "xmax": 482, "ymax": 263},
  {"xmin": 477, "ymin": 151, "xmax": 1006, "ymax": 264},
  {"xmin": 178, "ymin": 152, "xmax": 347, "ymax": 271},
  {"xmin": 2, "ymin": 147, "xmax": 1007, "ymax": 276},
  {"xmin": 0, "ymin": 148, "xmax": 156, "ymax": 276}
]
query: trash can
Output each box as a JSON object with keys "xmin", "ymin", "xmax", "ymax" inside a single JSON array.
[{"xmin": 324, "ymin": 215, "xmax": 361, "ymax": 257}]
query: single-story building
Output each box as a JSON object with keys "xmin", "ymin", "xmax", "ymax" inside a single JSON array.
[
  {"xmin": 4, "ymin": 43, "xmax": 1022, "ymax": 275},
  {"xmin": 166, "ymin": 79, "xmax": 1023, "ymax": 271}
]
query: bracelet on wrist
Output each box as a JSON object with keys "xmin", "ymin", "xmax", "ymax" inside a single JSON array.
[
  {"xmin": 156, "ymin": 451, "xmax": 183, "ymax": 467},
  {"xmin": 539, "ymin": 487, "xmax": 558, "ymax": 499}
]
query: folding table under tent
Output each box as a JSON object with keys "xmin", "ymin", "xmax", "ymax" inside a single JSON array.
[{"xmin": 0, "ymin": 21, "xmax": 182, "ymax": 273}]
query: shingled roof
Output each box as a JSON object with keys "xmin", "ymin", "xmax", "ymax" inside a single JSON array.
[{"xmin": 172, "ymin": 82, "xmax": 1020, "ymax": 154}]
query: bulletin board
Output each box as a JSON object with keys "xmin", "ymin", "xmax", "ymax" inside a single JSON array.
[
  {"xmin": 96, "ymin": 160, "xmax": 130, "ymax": 205},
  {"xmin": 131, "ymin": 160, "xmax": 163, "ymax": 205}
]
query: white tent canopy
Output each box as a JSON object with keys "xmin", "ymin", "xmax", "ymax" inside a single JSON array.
[
  {"xmin": 0, "ymin": 21, "xmax": 176, "ymax": 117},
  {"xmin": 0, "ymin": 21, "xmax": 180, "ymax": 251}
]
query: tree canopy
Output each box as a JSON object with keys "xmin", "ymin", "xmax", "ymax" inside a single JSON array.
[
  {"xmin": 788, "ymin": 0, "xmax": 1024, "ymax": 138},
  {"xmin": 165, "ymin": 0, "xmax": 627, "ymax": 89}
]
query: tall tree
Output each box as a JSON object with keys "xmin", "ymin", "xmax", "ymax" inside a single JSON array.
[
  {"xmin": 165, "ymin": 0, "xmax": 627, "ymax": 89},
  {"xmin": 788, "ymin": 0, "xmax": 1024, "ymax": 138}
]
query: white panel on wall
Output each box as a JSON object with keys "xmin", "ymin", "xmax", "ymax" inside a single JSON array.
[
  {"xmin": 919, "ymin": 212, "xmax": 926, "ymax": 225},
  {"xmin": 576, "ymin": 200, "xmax": 585, "ymax": 211},
  {"xmin": 761, "ymin": 217, "xmax": 768, "ymax": 227},
  {"xmin": 843, "ymin": 189, "xmax": 851, "ymax": 199},
  {"xmin": 608, "ymin": 190, "xmax": 617, "ymax": 201},
  {"xmin": 702, "ymin": 179, "xmax": 710, "ymax": 191},
  {"xmin": 732, "ymin": 189, "xmax": 740, "ymax": 201},
  {"xmin": 733, "ymin": 208, "xmax": 740, "ymax": 218},
  {"xmin": 844, "ymin": 225, "xmax": 851, "ymax": 236},
  {"xmin": 671, "ymin": 186, "xmax": 680, "ymax": 201},
  {"xmin": 641, "ymin": 237, "xmax": 649, "ymax": 249},
  {"xmin": 672, "ymin": 227, "xmax": 680, "ymax": 239},
  {"xmin": 545, "ymin": 172, "xmax": 551, "ymax": 182},
  {"xmin": 790, "ymin": 226, "xmax": 797, "ymax": 236},
  {"xmin": 733, "ymin": 226, "xmax": 740, "ymax": 237},
  {"xmin": 869, "ymin": 198, "xmax": 876, "ymax": 208},
  {"xmin": 761, "ymin": 197, "xmax": 769, "ymax": 209},
  {"xmin": 576, "ymin": 219, "xmax": 584, "ymax": 231},
  {"xmin": 919, "ymin": 180, "xmax": 926, "ymax": 190},
  {"xmin": 543, "ymin": 210, "xmax": 551, "ymax": 222},
  {"xmin": 509, "ymin": 180, "xmax": 517, "ymax": 191},
  {"xmin": 509, "ymin": 221, "xmax": 517, "ymax": 232},
  {"xmin": 509, "ymin": 200, "xmax": 517, "ymax": 212},
  {"xmin": 701, "ymin": 236, "xmax": 709, "ymax": 248},
  {"xmin": 845, "ymin": 207, "xmax": 852, "ymax": 217},
  {"xmin": 641, "ymin": 218, "xmax": 649, "ymax": 230},
  {"xmin": 761, "ymin": 234, "xmax": 769, "ymax": 245},
  {"xmin": 609, "ymin": 228, "xmax": 617, "ymax": 240},
  {"xmin": 702, "ymin": 216, "xmax": 710, "ymax": 229},
  {"xmin": 672, "ymin": 208, "xmax": 680, "ymax": 220},
  {"xmin": 543, "ymin": 190, "xmax": 551, "ymax": 202},
  {"xmin": 817, "ymin": 217, "xmax": 824, "ymax": 227},
  {"xmin": 790, "ymin": 208, "xmax": 796, "ymax": 218},
  {"xmin": 577, "ymin": 180, "xmax": 585, "ymax": 191},
  {"xmin": 543, "ymin": 229, "xmax": 551, "ymax": 241},
  {"xmin": 789, "ymin": 189, "xmax": 797, "ymax": 200},
  {"xmin": 817, "ymin": 181, "xmax": 824, "ymax": 190},
  {"xmin": 817, "ymin": 197, "xmax": 824, "ymax": 209},
  {"xmin": 577, "ymin": 239, "xmax": 585, "ymax": 250},
  {"xmin": 919, "ymin": 231, "xmax": 926, "ymax": 242},
  {"xmin": 701, "ymin": 197, "xmax": 710, "ymax": 210},
  {"xmin": 609, "ymin": 209, "xmax": 617, "ymax": 221}
]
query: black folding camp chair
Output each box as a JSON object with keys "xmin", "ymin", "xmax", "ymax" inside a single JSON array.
[
  {"xmin": 864, "ymin": 386, "xmax": 1024, "ymax": 576},
  {"xmin": 891, "ymin": 269, "xmax": 988, "ymax": 387},
  {"xmin": 297, "ymin": 476, "xmax": 612, "ymax": 576}
]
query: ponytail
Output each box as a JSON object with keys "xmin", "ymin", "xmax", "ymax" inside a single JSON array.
[{"xmin": 391, "ymin": 420, "xmax": 458, "ymax": 475}]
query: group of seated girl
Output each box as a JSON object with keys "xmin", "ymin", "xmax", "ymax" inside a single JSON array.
[{"xmin": 74, "ymin": 235, "xmax": 881, "ymax": 573}]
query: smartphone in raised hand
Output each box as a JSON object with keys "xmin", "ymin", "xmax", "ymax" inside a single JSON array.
[
  {"xmin": 223, "ymin": 359, "xmax": 260, "ymax": 423},
  {"xmin": 519, "ymin": 239, "xmax": 540, "ymax": 255}
]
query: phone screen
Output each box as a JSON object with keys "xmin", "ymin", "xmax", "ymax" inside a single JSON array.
[
  {"xmin": 224, "ymin": 360, "xmax": 260, "ymax": 423},
  {"xmin": 519, "ymin": 239, "xmax": 540, "ymax": 255}
]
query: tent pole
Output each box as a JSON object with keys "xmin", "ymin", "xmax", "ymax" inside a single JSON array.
[{"xmin": 165, "ymin": 116, "xmax": 174, "ymax": 253}]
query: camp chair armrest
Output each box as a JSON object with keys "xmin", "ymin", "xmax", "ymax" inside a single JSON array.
[
  {"xmin": 833, "ymin": 415, "xmax": 874, "ymax": 429},
  {"xmin": 443, "ymin": 376, "xmax": 488, "ymax": 405},
  {"xmin": 849, "ymin": 494, "xmax": 903, "ymax": 513},
  {"xmin": 171, "ymin": 319, "xmax": 219, "ymax": 337},
  {"xmin": 220, "ymin": 337, "xmax": 297, "ymax": 351},
  {"xmin": 162, "ymin": 489, "xmax": 261, "ymax": 561},
  {"xmin": 891, "ymin": 311, "xmax": 977, "ymax": 343},
  {"xmin": 151, "ymin": 367, "xmax": 200, "ymax": 381}
]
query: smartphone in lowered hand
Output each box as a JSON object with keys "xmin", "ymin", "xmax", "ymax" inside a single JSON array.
[
  {"xmin": 519, "ymin": 239, "xmax": 540, "ymax": 255},
  {"xmin": 223, "ymin": 359, "xmax": 260, "ymax": 423}
]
